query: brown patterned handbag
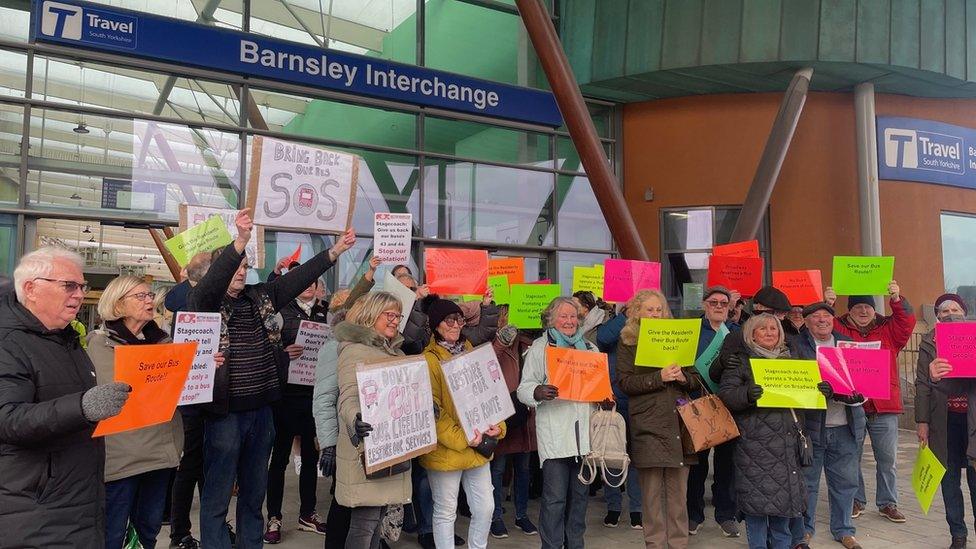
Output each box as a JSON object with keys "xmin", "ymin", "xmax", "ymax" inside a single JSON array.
[{"xmin": 677, "ymin": 380, "xmax": 740, "ymax": 452}]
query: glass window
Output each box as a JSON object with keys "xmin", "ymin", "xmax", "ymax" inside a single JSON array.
[
  {"xmin": 557, "ymin": 251, "xmax": 610, "ymax": 296},
  {"xmin": 0, "ymin": 102, "xmax": 22, "ymax": 204},
  {"xmin": 422, "ymin": 160, "xmax": 553, "ymax": 246},
  {"xmin": 0, "ymin": 1, "xmax": 30, "ymax": 43},
  {"xmin": 941, "ymin": 213, "xmax": 976, "ymax": 306},
  {"xmin": 32, "ymin": 56, "xmax": 242, "ymax": 126},
  {"xmin": 249, "ymin": 0, "xmax": 417, "ymax": 64},
  {"xmin": 556, "ymin": 136, "xmax": 612, "ymax": 174},
  {"xmin": 491, "ymin": 252, "xmax": 548, "ymax": 284},
  {"xmin": 250, "ymin": 88, "xmax": 416, "ymax": 149},
  {"xmin": 558, "ymin": 102, "xmax": 613, "ymax": 139},
  {"xmin": 83, "ymin": 0, "xmax": 244, "ymax": 29},
  {"xmin": 27, "ymin": 109, "xmax": 241, "ymax": 219},
  {"xmin": 553, "ymin": 174, "xmax": 611, "ymax": 250},
  {"xmin": 424, "ymin": 116, "xmax": 551, "ymax": 166},
  {"xmin": 0, "ymin": 49, "xmax": 28, "ymax": 99},
  {"xmin": 0, "ymin": 213, "xmax": 14, "ymax": 275}
]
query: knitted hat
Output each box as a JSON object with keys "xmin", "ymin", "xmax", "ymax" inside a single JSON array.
[
  {"xmin": 703, "ymin": 286, "xmax": 732, "ymax": 301},
  {"xmin": 935, "ymin": 293, "xmax": 968, "ymax": 315},
  {"xmin": 425, "ymin": 298, "xmax": 463, "ymax": 330},
  {"xmin": 801, "ymin": 302, "xmax": 835, "ymax": 318},
  {"xmin": 753, "ymin": 286, "xmax": 792, "ymax": 312},
  {"xmin": 847, "ymin": 296, "xmax": 876, "ymax": 310}
]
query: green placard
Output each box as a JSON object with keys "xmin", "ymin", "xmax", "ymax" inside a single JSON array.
[
  {"xmin": 693, "ymin": 323, "xmax": 729, "ymax": 392},
  {"xmin": 683, "ymin": 283, "xmax": 704, "ymax": 310},
  {"xmin": 913, "ymin": 444, "xmax": 947, "ymax": 514},
  {"xmin": 164, "ymin": 215, "xmax": 233, "ymax": 266},
  {"xmin": 635, "ymin": 318, "xmax": 701, "ymax": 367},
  {"xmin": 461, "ymin": 294, "xmax": 483, "ymax": 302},
  {"xmin": 572, "ymin": 265, "xmax": 605, "ymax": 298},
  {"xmin": 750, "ymin": 359, "xmax": 827, "ymax": 410},
  {"xmin": 509, "ymin": 284, "xmax": 562, "ymax": 329},
  {"xmin": 831, "ymin": 256, "xmax": 895, "ymax": 295},
  {"xmin": 487, "ymin": 275, "xmax": 510, "ymax": 305}
]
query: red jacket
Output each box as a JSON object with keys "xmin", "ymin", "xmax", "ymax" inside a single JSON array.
[
  {"xmin": 493, "ymin": 333, "xmax": 537, "ymax": 455},
  {"xmin": 833, "ymin": 297, "xmax": 916, "ymax": 414}
]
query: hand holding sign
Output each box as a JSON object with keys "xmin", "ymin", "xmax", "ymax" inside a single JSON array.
[
  {"xmin": 234, "ymin": 208, "xmax": 253, "ymax": 248},
  {"xmin": 329, "ymin": 228, "xmax": 356, "ymax": 260},
  {"xmin": 831, "ymin": 256, "xmax": 895, "ymax": 295},
  {"xmin": 930, "ymin": 357, "xmax": 953, "ymax": 381}
]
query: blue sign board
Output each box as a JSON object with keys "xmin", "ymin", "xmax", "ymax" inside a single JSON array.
[
  {"xmin": 877, "ymin": 116, "xmax": 976, "ymax": 190},
  {"xmin": 30, "ymin": 0, "xmax": 563, "ymax": 127}
]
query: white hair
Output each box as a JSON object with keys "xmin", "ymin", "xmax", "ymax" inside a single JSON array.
[{"xmin": 13, "ymin": 246, "xmax": 84, "ymax": 302}]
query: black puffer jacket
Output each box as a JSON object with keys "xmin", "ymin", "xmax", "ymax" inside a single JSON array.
[
  {"xmin": 0, "ymin": 292, "xmax": 104, "ymax": 547},
  {"xmin": 718, "ymin": 347, "xmax": 806, "ymax": 518},
  {"xmin": 280, "ymin": 297, "xmax": 329, "ymax": 398}
]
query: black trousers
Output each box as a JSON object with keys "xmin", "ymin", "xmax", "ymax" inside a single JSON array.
[
  {"xmin": 170, "ymin": 408, "xmax": 205, "ymax": 542},
  {"xmin": 687, "ymin": 440, "xmax": 737, "ymax": 524},
  {"xmin": 266, "ymin": 396, "xmax": 319, "ymax": 519}
]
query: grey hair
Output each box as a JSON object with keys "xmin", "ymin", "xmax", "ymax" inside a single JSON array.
[
  {"xmin": 185, "ymin": 252, "xmax": 212, "ymax": 285},
  {"xmin": 543, "ymin": 296, "xmax": 583, "ymax": 328},
  {"xmin": 13, "ymin": 246, "xmax": 84, "ymax": 302}
]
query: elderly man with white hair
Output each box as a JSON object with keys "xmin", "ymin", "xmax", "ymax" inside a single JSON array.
[{"xmin": 0, "ymin": 246, "xmax": 130, "ymax": 547}]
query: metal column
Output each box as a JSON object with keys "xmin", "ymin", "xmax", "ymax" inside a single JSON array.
[
  {"xmin": 854, "ymin": 83, "xmax": 884, "ymax": 309},
  {"xmin": 731, "ymin": 68, "xmax": 813, "ymax": 242},
  {"xmin": 515, "ymin": 0, "xmax": 649, "ymax": 261}
]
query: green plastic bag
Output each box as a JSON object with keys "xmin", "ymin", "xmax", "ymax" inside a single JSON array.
[{"xmin": 123, "ymin": 523, "xmax": 142, "ymax": 549}]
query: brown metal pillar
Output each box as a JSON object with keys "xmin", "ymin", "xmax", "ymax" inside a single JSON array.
[
  {"xmin": 730, "ymin": 67, "xmax": 813, "ymax": 242},
  {"xmin": 148, "ymin": 228, "xmax": 182, "ymax": 280},
  {"xmin": 515, "ymin": 0, "xmax": 648, "ymax": 261}
]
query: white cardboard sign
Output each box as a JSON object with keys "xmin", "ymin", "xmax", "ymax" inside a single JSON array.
[
  {"xmin": 837, "ymin": 340, "xmax": 883, "ymax": 350},
  {"xmin": 373, "ymin": 212, "xmax": 413, "ymax": 265},
  {"xmin": 439, "ymin": 343, "xmax": 515, "ymax": 442},
  {"xmin": 382, "ymin": 271, "xmax": 416, "ymax": 333},
  {"xmin": 287, "ymin": 320, "xmax": 333, "ymax": 386},
  {"xmin": 172, "ymin": 312, "xmax": 221, "ymax": 405}
]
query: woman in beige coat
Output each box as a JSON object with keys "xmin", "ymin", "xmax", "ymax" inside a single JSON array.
[{"xmin": 335, "ymin": 291, "xmax": 413, "ymax": 549}]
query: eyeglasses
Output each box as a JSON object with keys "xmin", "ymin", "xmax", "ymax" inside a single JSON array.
[
  {"xmin": 442, "ymin": 315, "xmax": 466, "ymax": 327},
  {"xmin": 381, "ymin": 311, "xmax": 404, "ymax": 323},
  {"xmin": 124, "ymin": 291, "xmax": 157, "ymax": 302},
  {"xmin": 704, "ymin": 300, "xmax": 730, "ymax": 308},
  {"xmin": 34, "ymin": 278, "xmax": 89, "ymax": 294}
]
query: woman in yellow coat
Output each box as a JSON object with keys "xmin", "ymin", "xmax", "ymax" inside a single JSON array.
[{"xmin": 422, "ymin": 298, "xmax": 506, "ymax": 549}]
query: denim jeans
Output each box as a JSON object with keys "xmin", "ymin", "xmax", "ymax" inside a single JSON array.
[
  {"xmin": 944, "ymin": 411, "xmax": 976, "ymax": 538},
  {"xmin": 804, "ymin": 424, "xmax": 860, "ymax": 539},
  {"xmin": 856, "ymin": 412, "xmax": 899, "ymax": 508},
  {"xmin": 540, "ymin": 457, "xmax": 589, "ymax": 549},
  {"xmin": 687, "ymin": 440, "xmax": 737, "ymax": 524},
  {"xmin": 200, "ymin": 406, "xmax": 275, "ymax": 549},
  {"xmin": 428, "ymin": 464, "xmax": 494, "ymax": 549},
  {"xmin": 347, "ymin": 506, "xmax": 385, "ymax": 549},
  {"xmin": 105, "ymin": 468, "xmax": 173, "ymax": 549},
  {"xmin": 743, "ymin": 514, "xmax": 792, "ymax": 549},
  {"xmin": 491, "ymin": 452, "xmax": 530, "ymax": 521},
  {"xmin": 409, "ymin": 460, "xmax": 434, "ymax": 535},
  {"xmin": 603, "ymin": 462, "xmax": 642, "ymax": 514}
]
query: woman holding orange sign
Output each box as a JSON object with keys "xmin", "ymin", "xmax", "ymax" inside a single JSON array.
[{"xmin": 615, "ymin": 289, "xmax": 700, "ymax": 549}]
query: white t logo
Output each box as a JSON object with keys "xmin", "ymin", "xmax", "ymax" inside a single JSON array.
[
  {"xmin": 884, "ymin": 128, "xmax": 917, "ymax": 169},
  {"xmin": 41, "ymin": 2, "xmax": 83, "ymax": 40}
]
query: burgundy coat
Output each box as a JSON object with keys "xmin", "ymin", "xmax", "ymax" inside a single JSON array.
[{"xmin": 494, "ymin": 333, "xmax": 537, "ymax": 455}]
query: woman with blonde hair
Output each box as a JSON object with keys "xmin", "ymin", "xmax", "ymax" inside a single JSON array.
[
  {"xmin": 334, "ymin": 291, "xmax": 413, "ymax": 548},
  {"xmin": 615, "ymin": 289, "xmax": 700, "ymax": 548}
]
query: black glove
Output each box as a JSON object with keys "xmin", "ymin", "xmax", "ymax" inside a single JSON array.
[
  {"xmin": 318, "ymin": 446, "xmax": 336, "ymax": 477},
  {"xmin": 817, "ymin": 381, "xmax": 834, "ymax": 400},
  {"xmin": 747, "ymin": 384, "xmax": 763, "ymax": 402},
  {"xmin": 835, "ymin": 392, "xmax": 866, "ymax": 405},
  {"xmin": 350, "ymin": 412, "xmax": 373, "ymax": 445},
  {"xmin": 725, "ymin": 354, "xmax": 742, "ymax": 370},
  {"xmin": 534, "ymin": 384, "xmax": 559, "ymax": 402},
  {"xmin": 599, "ymin": 398, "xmax": 615, "ymax": 411}
]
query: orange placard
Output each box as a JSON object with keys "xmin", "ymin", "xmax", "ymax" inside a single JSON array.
[
  {"xmin": 425, "ymin": 248, "xmax": 489, "ymax": 295},
  {"xmin": 93, "ymin": 342, "xmax": 198, "ymax": 437},
  {"xmin": 285, "ymin": 243, "xmax": 302, "ymax": 265},
  {"xmin": 489, "ymin": 257, "xmax": 525, "ymax": 285},
  {"xmin": 772, "ymin": 270, "xmax": 824, "ymax": 306},
  {"xmin": 707, "ymin": 255, "xmax": 764, "ymax": 298},
  {"xmin": 713, "ymin": 240, "xmax": 760, "ymax": 259},
  {"xmin": 545, "ymin": 347, "xmax": 613, "ymax": 403}
]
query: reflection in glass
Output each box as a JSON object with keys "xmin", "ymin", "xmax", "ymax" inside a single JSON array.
[
  {"xmin": 554, "ymin": 174, "xmax": 611, "ymax": 250},
  {"xmin": 0, "ymin": 102, "xmax": 22, "ymax": 203},
  {"xmin": 424, "ymin": 116, "xmax": 551, "ymax": 166},
  {"xmin": 557, "ymin": 251, "xmax": 609, "ymax": 297},
  {"xmin": 941, "ymin": 213, "xmax": 976, "ymax": 302},
  {"xmin": 0, "ymin": 4, "xmax": 30, "ymax": 43},
  {"xmin": 0, "ymin": 49, "xmax": 27, "ymax": 98}
]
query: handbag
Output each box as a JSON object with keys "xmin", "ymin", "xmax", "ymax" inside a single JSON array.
[
  {"xmin": 676, "ymin": 378, "xmax": 740, "ymax": 452},
  {"xmin": 360, "ymin": 453, "xmax": 411, "ymax": 480},
  {"xmin": 790, "ymin": 409, "xmax": 814, "ymax": 467},
  {"xmin": 472, "ymin": 435, "xmax": 498, "ymax": 458}
]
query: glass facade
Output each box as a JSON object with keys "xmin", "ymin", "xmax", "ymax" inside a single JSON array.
[
  {"xmin": 940, "ymin": 212, "xmax": 976, "ymax": 311},
  {"xmin": 0, "ymin": 0, "xmax": 616, "ymax": 288}
]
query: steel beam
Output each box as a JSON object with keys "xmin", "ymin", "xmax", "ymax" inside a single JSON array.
[{"xmin": 854, "ymin": 82, "xmax": 884, "ymax": 309}]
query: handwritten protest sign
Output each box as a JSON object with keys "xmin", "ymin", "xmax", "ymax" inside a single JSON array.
[
  {"xmin": 180, "ymin": 204, "xmax": 265, "ymax": 267},
  {"xmin": 693, "ymin": 323, "xmax": 728, "ymax": 392},
  {"xmin": 713, "ymin": 240, "xmax": 760, "ymax": 258},
  {"xmin": 487, "ymin": 275, "xmax": 510, "ymax": 305},
  {"xmin": 509, "ymin": 284, "xmax": 562, "ymax": 329},
  {"xmin": 831, "ymin": 256, "xmax": 894, "ymax": 295},
  {"xmin": 288, "ymin": 321, "xmax": 333, "ymax": 386},
  {"xmin": 572, "ymin": 265, "xmax": 605, "ymax": 298},
  {"xmin": 818, "ymin": 347, "xmax": 890, "ymax": 399},
  {"xmin": 750, "ymin": 359, "xmax": 826, "ymax": 410},
  {"xmin": 603, "ymin": 259, "xmax": 661, "ymax": 302},
  {"xmin": 94, "ymin": 342, "xmax": 197, "ymax": 437},
  {"xmin": 357, "ymin": 355, "xmax": 437, "ymax": 473},
  {"xmin": 246, "ymin": 135, "xmax": 358, "ymax": 234},
  {"xmin": 913, "ymin": 445, "xmax": 947, "ymax": 514},
  {"xmin": 837, "ymin": 340, "xmax": 883, "ymax": 350},
  {"xmin": 635, "ymin": 318, "xmax": 701, "ymax": 367},
  {"xmin": 773, "ymin": 270, "xmax": 824, "ymax": 306},
  {"xmin": 707, "ymin": 255, "xmax": 763, "ymax": 297},
  {"xmin": 172, "ymin": 312, "xmax": 220, "ymax": 406},
  {"xmin": 936, "ymin": 322, "xmax": 976, "ymax": 378},
  {"xmin": 374, "ymin": 213, "xmax": 412, "ymax": 265},
  {"xmin": 164, "ymin": 215, "xmax": 233, "ymax": 267},
  {"xmin": 425, "ymin": 248, "xmax": 488, "ymax": 295},
  {"xmin": 382, "ymin": 271, "xmax": 415, "ymax": 333},
  {"xmin": 489, "ymin": 257, "xmax": 525, "ymax": 285},
  {"xmin": 545, "ymin": 347, "xmax": 613, "ymax": 402},
  {"xmin": 440, "ymin": 344, "xmax": 515, "ymax": 441}
]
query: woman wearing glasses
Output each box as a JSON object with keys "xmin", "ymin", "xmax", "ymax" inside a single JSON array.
[
  {"xmin": 421, "ymin": 298, "xmax": 505, "ymax": 549},
  {"xmin": 87, "ymin": 275, "xmax": 222, "ymax": 549}
]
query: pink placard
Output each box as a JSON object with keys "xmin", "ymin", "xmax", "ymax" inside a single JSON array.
[
  {"xmin": 936, "ymin": 322, "xmax": 976, "ymax": 378},
  {"xmin": 603, "ymin": 259, "xmax": 661, "ymax": 302},
  {"xmin": 529, "ymin": 279, "xmax": 552, "ymax": 285},
  {"xmin": 818, "ymin": 347, "xmax": 891, "ymax": 400},
  {"xmin": 816, "ymin": 348, "xmax": 855, "ymax": 396}
]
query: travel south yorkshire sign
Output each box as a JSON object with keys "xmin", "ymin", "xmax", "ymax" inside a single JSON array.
[
  {"xmin": 30, "ymin": 0, "xmax": 563, "ymax": 127},
  {"xmin": 877, "ymin": 116, "xmax": 976, "ymax": 190}
]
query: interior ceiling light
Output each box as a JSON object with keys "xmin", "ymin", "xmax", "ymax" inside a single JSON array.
[
  {"xmin": 70, "ymin": 192, "xmax": 82, "ymax": 200},
  {"xmin": 87, "ymin": 235, "xmax": 96, "ymax": 242},
  {"xmin": 73, "ymin": 123, "xmax": 90, "ymax": 134},
  {"xmin": 82, "ymin": 225, "xmax": 91, "ymax": 233}
]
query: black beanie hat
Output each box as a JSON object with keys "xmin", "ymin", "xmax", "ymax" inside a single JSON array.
[
  {"xmin": 847, "ymin": 296, "xmax": 876, "ymax": 310},
  {"xmin": 753, "ymin": 286, "xmax": 791, "ymax": 312},
  {"xmin": 426, "ymin": 298, "xmax": 463, "ymax": 330}
]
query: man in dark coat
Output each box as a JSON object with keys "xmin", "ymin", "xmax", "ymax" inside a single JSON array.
[{"xmin": 0, "ymin": 247, "xmax": 129, "ymax": 547}]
